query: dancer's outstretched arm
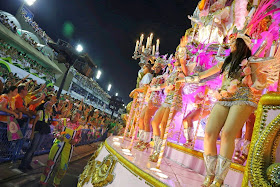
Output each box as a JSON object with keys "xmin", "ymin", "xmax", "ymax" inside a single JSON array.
[{"xmin": 198, "ymin": 61, "xmax": 223, "ymax": 79}]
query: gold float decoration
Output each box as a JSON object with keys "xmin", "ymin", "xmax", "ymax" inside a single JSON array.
[
  {"xmin": 242, "ymin": 93, "xmax": 280, "ymax": 187},
  {"xmin": 77, "ymin": 143, "xmax": 105, "ymax": 187},
  {"xmin": 104, "ymin": 140, "xmax": 169, "ymax": 187},
  {"xmin": 266, "ymin": 163, "xmax": 280, "ymax": 186},
  {"xmin": 91, "ymin": 154, "xmax": 117, "ymax": 187}
]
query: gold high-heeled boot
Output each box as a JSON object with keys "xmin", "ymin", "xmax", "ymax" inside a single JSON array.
[
  {"xmin": 235, "ymin": 140, "xmax": 250, "ymax": 165},
  {"xmin": 134, "ymin": 130, "xmax": 144, "ymax": 149},
  {"xmin": 139, "ymin": 131, "xmax": 151, "ymax": 151},
  {"xmin": 210, "ymin": 155, "xmax": 231, "ymax": 187},
  {"xmin": 183, "ymin": 127, "xmax": 194, "ymax": 148},
  {"xmin": 202, "ymin": 154, "xmax": 217, "ymax": 187},
  {"xmin": 149, "ymin": 136, "xmax": 162, "ymax": 162},
  {"xmin": 232, "ymin": 138, "xmax": 242, "ymax": 163}
]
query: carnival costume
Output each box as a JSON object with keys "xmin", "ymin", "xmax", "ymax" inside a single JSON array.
[
  {"xmin": 133, "ymin": 72, "xmax": 153, "ymax": 149},
  {"xmin": 136, "ymin": 72, "xmax": 153, "ymax": 104},
  {"xmin": 135, "ymin": 57, "xmax": 167, "ymax": 151},
  {"xmin": 180, "ymin": 43, "xmax": 219, "ymax": 148},
  {"xmin": 40, "ymin": 118, "xmax": 82, "ymax": 186},
  {"xmin": 177, "ymin": 33, "xmax": 254, "ymax": 187},
  {"xmin": 149, "ymin": 65, "xmax": 184, "ymax": 162},
  {"xmin": 148, "ymin": 75, "xmax": 165, "ymax": 108},
  {"xmin": 161, "ymin": 69, "xmax": 183, "ymax": 112}
]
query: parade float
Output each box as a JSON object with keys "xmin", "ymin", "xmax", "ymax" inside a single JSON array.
[{"xmin": 78, "ymin": 0, "xmax": 280, "ymax": 186}]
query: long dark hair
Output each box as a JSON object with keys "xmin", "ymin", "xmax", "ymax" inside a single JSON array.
[
  {"xmin": 3, "ymin": 85, "xmax": 17, "ymax": 94},
  {"xmin": 221, "ymin": 38, "xmax": 251, "ymax": 78}
]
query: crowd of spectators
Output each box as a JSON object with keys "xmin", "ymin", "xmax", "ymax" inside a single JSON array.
[
  {"xmin": 0, "ymin": 70, "xmax": 123, "ymax": 131},
  {"xmin": 20, "ymin": 13, "xmax": 53, "ymax": 44},
  {"xmin": 71, "ymin": 67, "xmax": 110, "ymax": 100},
  {"xmin": 21, "ymin": 32, "xmax": 39, "ymax": 48},
  {"xmin": 0, "ymin": 68, "xmax": 125, "ymax": 168},
  {"xmin": 0, "ymin": 39, "xmax": 56, "ymax": 82},
  {"xmin": 0, "ymin": 12, "xmax": 54, "ymax": 61},
  {"xmin": 70, "ymin": 81, "xmax": 114, "ymax": 114},
  {"xmin": 0, "ymin": 14, "xmax": 18, "ymax": 34}
]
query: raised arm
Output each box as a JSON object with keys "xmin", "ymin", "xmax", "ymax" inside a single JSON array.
[
  {"xmin": 30, "ymin": 84, "xmax": 46, "ymax": 96},
  {"xmin": 15, "ymin": 74, "xmax": 30, "ymax": 86},
  {"xmin": 176, "ymin": 61, "xmax": 223, "ymax": 83},
  {"xmin": 178, "ymin": 36, "xmax": 189, "ymax": 76},
  {"xmin": 198, "ymin": 61, "xmax": 223, "ymax": 79}
]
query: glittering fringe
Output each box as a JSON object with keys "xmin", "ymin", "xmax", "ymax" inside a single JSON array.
[{"xmin": 215, "ymin": 101, "xmax": 257, "ymax": 108}]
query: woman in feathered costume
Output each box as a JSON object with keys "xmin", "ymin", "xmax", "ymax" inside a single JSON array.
[
  {"xmin": 178, "ymin": 34, "xmax": 260, "ymax": 186},
  {"xmin": 148, "ymin": 53, "xmax": 185, "ymax": 162},
  {"xmin": 133, "ymin": 57, "xmax": 167, "ymax": 151},
  {"xmin": 129, "ymin": 63, "xmax": 153, "ymax": 136},
  {"xmin": 179, "ymin": 37, "xmax": 220, "ymax": 148}
]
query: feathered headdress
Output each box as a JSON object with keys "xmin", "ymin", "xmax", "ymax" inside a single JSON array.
[{"xmin": 153, "ymin": 54, "xmax": 169, "ymax": 69}]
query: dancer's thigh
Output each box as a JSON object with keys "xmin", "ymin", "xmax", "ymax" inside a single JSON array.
[
  {"xmin": 205, "ymin": 104, "xmax": 229, "ymax": 137},
  {"xmin": 152, "ymin": 107, "xmax": 166, "ymax": 126},
  {"xmin": 145, "ymin": 106, "xmax": 159, "ymax": 121},
  {"xmin": 192, "ymin": 109, "xmax": 211, "ymax": 121},
  {"xmin": 140, "ymin": 106, "xmax": 148, "ymax": 120},
  {"xmin": 222, "ymin": 105, "xmax": 255, "ymax": 139}
]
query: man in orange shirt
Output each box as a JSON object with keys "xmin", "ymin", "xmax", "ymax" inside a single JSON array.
[
  {"xmin": 14, "ymin": 84, "xmax": 45, "ymax": 117},
  {"xmin": 14, "ymin": 84, "xmax": 34, "ymax": 118}
]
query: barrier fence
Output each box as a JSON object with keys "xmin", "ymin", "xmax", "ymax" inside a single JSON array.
[{"xmin": 0, "ymin": 112, "xmax": 102, "ymax": 163}]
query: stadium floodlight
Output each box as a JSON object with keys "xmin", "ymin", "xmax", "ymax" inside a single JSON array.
[
  {"xmin": 107, "ymin": 84, "xmax": 112, "ymax": 91},
  {"xmin": 76, "ymin": 44, "xmax": 83, "ymax": 52},
  {"xmin": 115, "ymin": 93, "xmax": 118, "ymax": 96},
  {"xmin": 96, "ymin": 70, "xmax": 102, "ymax": 79},
  {"xmin": 25, "ymin": 0, "xmax": 37, "ymax": 6}
]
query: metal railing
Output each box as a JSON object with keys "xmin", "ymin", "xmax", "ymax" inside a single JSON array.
[{"xmin": 0, "ymin": 112, "xmax": 102, "ymax": 163}]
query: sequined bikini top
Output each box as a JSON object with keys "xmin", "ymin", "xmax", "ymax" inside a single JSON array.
[{"xmin": 166, "ymin": 69, "xmax": 181, "ymax": 85}]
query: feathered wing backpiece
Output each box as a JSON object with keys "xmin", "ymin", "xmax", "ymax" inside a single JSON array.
[
  {"xmin": 246, "ymin": 0, "xmax": 280, "ymax": 89},
  {"xmin": 234, "ymin": 0, "xmax": 249, "ymax": 30},
  {"xmin": 268, "ymin": 12, "xmax": 280, "ymax": 40},
  {"xmin": 250, "ymin": 46, "xmax": 280, "ymax": 87},
  {"xmin": 247, "ymin": 0, "xmax": 280, "ymax": 37}
]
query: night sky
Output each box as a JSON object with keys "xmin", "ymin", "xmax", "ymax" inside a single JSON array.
[{"xmin": 0, "ymin": 0, "xmax": 199, "ymax": 104}]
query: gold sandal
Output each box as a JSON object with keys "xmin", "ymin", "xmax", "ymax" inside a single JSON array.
[
  {"xmin": 133, "ymin": 140, "xmax": 144, "ymax": 150},
  {"xmin": 138, "ymin": 142, "xmax": 150, "ymax": 151},
  {"xmin": 183, "ymin": 140, "xmax": 194, "ymax": 149},
  {"xmin": 201, "ymin": 175, "xmax": 215, "ymax": 187},
  {"xmin": 149, "ymin": 152, "xmax": 159, "ymax": 162}
]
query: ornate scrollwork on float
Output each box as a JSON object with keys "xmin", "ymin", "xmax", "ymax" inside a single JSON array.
[
  {"xmin": 90, "ymin": 154, "xmax": 117, "ymax": 187},
  {"xmin": 78, "ymin": 146, "xmax": 117, "ymax": 187},
  {"xmin": 242, "ymin": 93, "xmax": 280, "ymax": 187},
  {"xmin": 77, "ymin": 143, "xmax": 117, "ymax": 187},
  {"xmin": 267, "ymin": 163, "xmax": 280, "ymax": 186}
]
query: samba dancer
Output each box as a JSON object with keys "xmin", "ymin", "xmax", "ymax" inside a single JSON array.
[
  {"xmin": 178, "ymin": 34, "xmax": 260, "ymax": 186},
  {"xmin": 129, "ymin": 63, "xmax": 153, "ymax": 139},
  {"xmin": 134, "ymin": 57, "xmax": 167, "ymax": 151},
  {"xmin": 148, "ymin": 52, "xmax": 186, "ymax": 162},
  {"xmin": 179, "ymin": 36, "xmax": 219, "ymax": 148},
  {"xmin": 125, "ymin": 34, "xmax": 159, "ymax": 139}
]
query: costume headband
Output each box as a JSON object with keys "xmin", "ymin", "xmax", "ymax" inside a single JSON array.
[
  {"xmin": 154, "ymin": 57, "xmax": 167, "ymax": 69},
  {"xmin": 236, "ymin": 33, "xmax": 252, "ymax": 49}
]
